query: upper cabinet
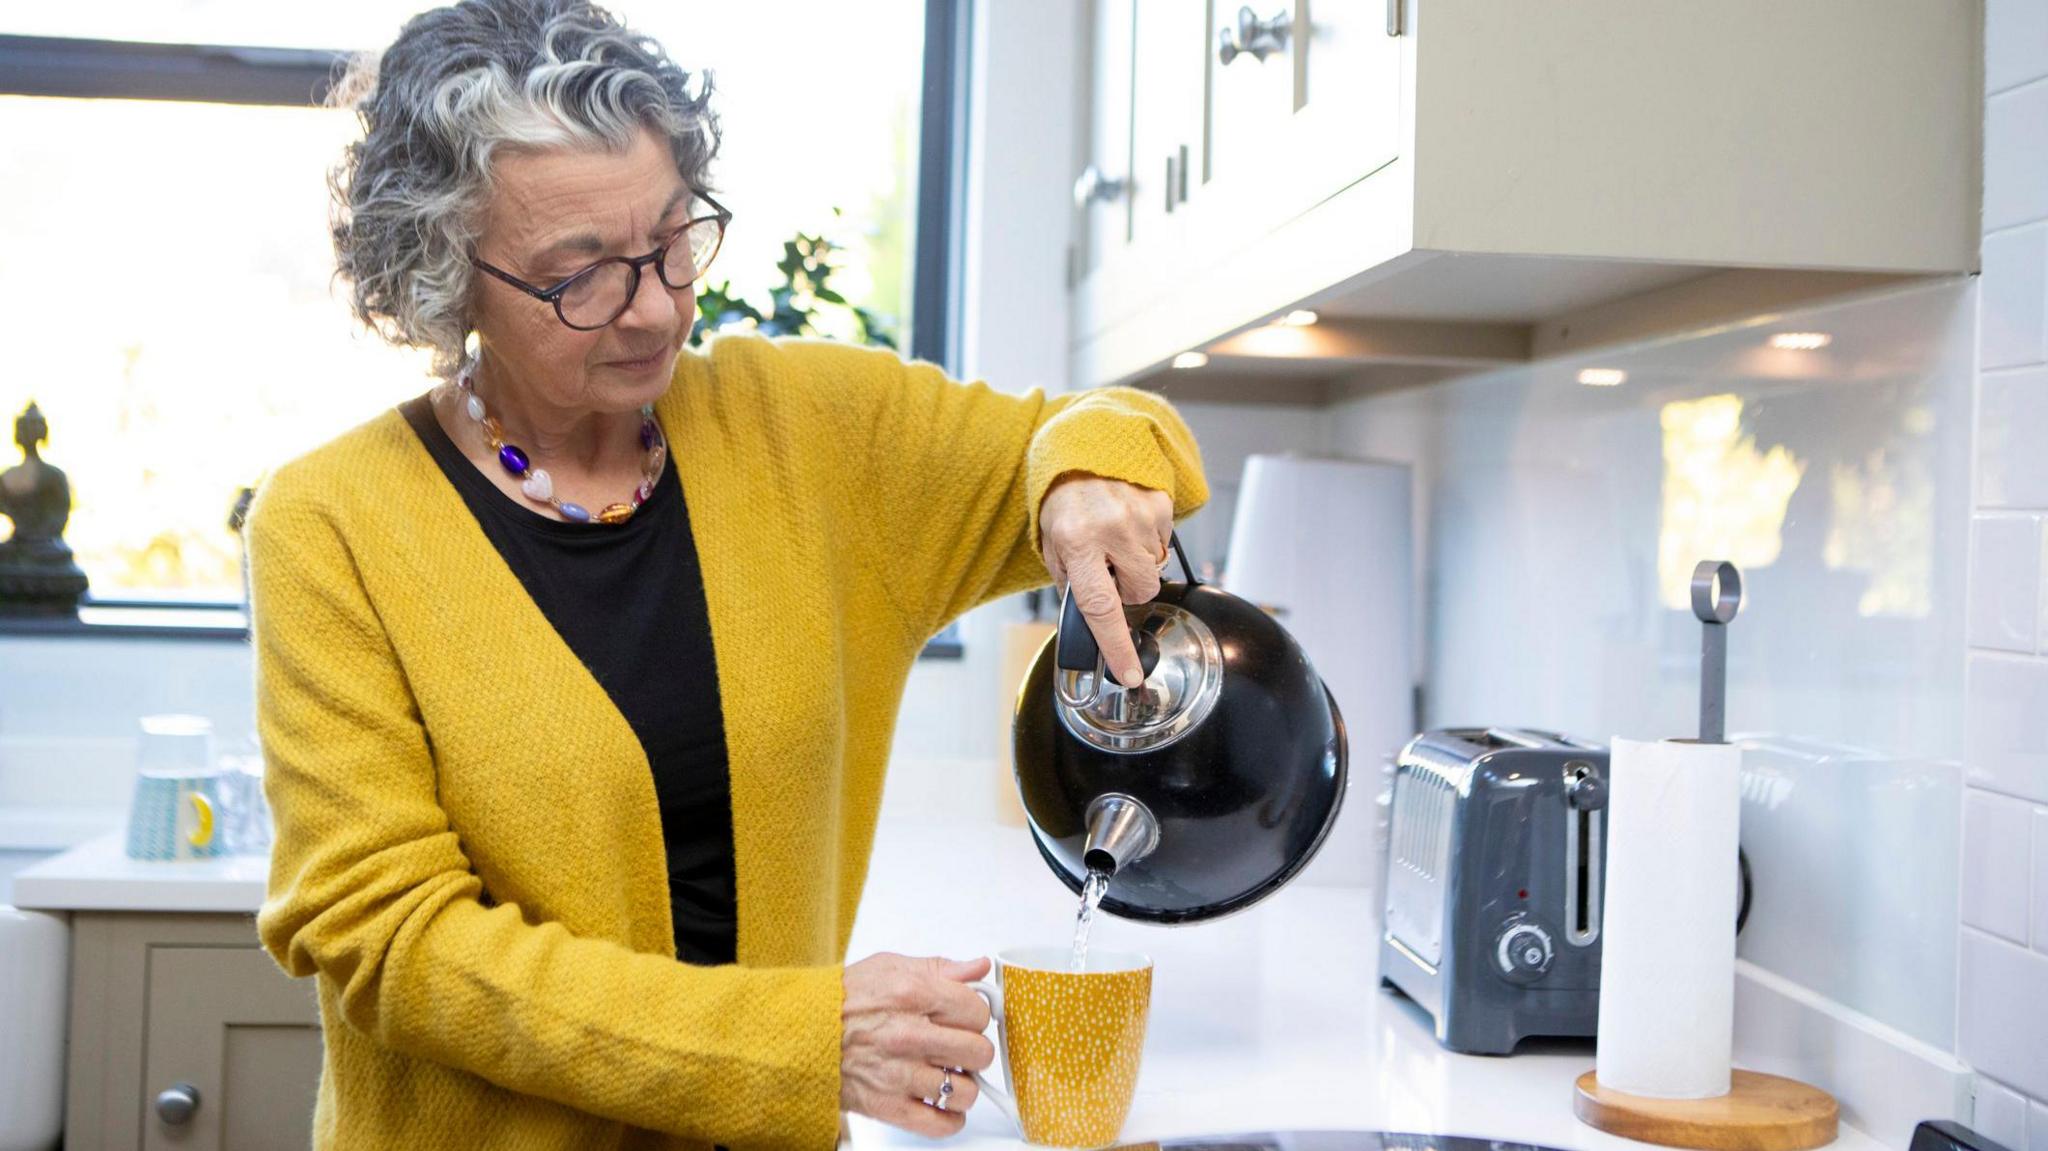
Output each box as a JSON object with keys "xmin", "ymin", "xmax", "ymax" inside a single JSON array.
[{"xmin": 1069, "ymin": 0, "xmax": 1983, "ymax": 391}]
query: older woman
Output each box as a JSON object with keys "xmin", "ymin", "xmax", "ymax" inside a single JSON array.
[{"xmin": 243, "ymin": 1, "xmax": 1206, "ymax": 1148}]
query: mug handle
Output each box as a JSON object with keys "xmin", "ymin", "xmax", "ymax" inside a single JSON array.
[
  {"xmin": 965, "ymin": 980, "xmax": 1019, "ymax": 1130},
  {"xmin": 186, "ymin": 791, "xmax": 215, "ymax": 849}
]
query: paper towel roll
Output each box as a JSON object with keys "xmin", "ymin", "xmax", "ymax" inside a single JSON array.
[{"xmin": 1595, "ymin": 736, "xmax": 1740, "ymax": 1099}]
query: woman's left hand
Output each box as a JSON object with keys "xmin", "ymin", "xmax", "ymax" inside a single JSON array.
[{"xmin": 1039, "ymin": 473, "xmax": 1176, "ymax": 690}]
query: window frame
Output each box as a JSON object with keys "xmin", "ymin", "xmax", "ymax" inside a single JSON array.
[
  {"xmin": 0, "ymin": 34, "xmax": 346, "ymax": 105},
  {"xmin": 0, "ymin": 6, "xmax": 971, "ymax": 659}
]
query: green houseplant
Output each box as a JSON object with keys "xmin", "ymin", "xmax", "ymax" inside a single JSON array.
[{"xmin": 689, "ymin": 228, "xmax": 898, "ymax": 350}]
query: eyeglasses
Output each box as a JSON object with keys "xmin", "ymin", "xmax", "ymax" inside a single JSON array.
[{"xmin": 469, "ymin": 192, "xmax": 732, "ymax": 331}]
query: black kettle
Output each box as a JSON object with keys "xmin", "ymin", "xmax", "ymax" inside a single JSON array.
[{"xmin": 1011, "ymin": 535, "xmax": 1347, "ymax": 924}]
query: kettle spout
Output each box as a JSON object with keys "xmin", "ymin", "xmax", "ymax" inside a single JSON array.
[{"xmin": 1083, "ymin": 793, "xmax": 1160, "ymax": 876}]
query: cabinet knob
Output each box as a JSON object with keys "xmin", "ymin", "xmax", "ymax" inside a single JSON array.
[
  {"xmin": 155, "ymin": 1081, "xmax": 202, "ymax": 1125},
  {"xmin": 1073, "ymin": 165, "xmax": 1128, "ymax": 210},
  {"xmin": 1218, "ymin": 6, "xmax": 1290, "ymax": 66}
]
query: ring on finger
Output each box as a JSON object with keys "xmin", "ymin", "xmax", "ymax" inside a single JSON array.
[{"xmin": 921, "ymin": 1067, "xmax": 958, "ymax": 1112}]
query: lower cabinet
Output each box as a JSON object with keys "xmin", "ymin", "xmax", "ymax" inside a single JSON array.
[{"xmin": 64, "ymin": 912, "xmax": 321, "ymax": 1151}]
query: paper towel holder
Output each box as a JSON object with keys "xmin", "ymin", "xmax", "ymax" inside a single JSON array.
[
  {"xmin": 1573, "ymin": 1069, "xmax": 1839, "ymax": 1151},
  {"xmin": 1690, "ymin": 559, "xmax": 1741, "ymax": 744},
  {"xmin": 1572, "ymin": 559, "xmax": 1839, "ymax": 1151}
]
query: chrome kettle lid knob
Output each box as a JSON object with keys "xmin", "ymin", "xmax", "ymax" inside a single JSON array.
[{"xmin": 1052, "ymin": 536, "xmax": 1224, "ymax": 755}]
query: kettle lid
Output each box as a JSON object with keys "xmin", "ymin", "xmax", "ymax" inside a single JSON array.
[{"xmin": 1056, "ymin": 599, "xmax": 1223, "ymax": 754}]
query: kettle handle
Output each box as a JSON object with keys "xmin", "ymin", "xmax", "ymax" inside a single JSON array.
[
  {"xmin": 1053, "ymin": 581, "xmax": 1113, "ymax": 708},
  {"xmin": 1053, "ymin": 533, "xmax": 1197, "ymax": 704}
]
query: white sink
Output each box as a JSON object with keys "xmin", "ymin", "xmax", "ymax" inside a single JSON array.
[{"xmin": 0, "ymin": 894, "xmax": 68, "ymax": 1151}]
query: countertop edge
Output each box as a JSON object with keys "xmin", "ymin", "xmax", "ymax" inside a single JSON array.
[{"xmin": 10, "ymin": 830, "xmax": 268, "ymax": 914}]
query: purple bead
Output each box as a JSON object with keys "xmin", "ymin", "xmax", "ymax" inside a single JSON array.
[
  {"xmin": 497, "ymin": 444, "xmax": 529, "ymax": 475},
  {"xmin": 639, "ymin": 420, "xmax": 657, "ymax": 450},
  {"xmin": 558, "ymin": 501, "xmax": 590, "ymax": 522}
]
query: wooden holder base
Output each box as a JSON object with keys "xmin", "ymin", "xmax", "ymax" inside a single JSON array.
[{"xmin": 1574, "ymin": 1069, "xmax": 1840, "ymax": 1151}]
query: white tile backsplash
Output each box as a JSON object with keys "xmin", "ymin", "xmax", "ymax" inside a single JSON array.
[
  {"xmin": 1969, "ymin": 12, "xmax": 2048, "ymax": 1131},
  {"xmin": 2034, "ymin": 806, "xmax": 2048, "ymax": 953},
  {"xmin": 1965, "ymin": 790, "xmax": 2037, "ymax": 943},
  {"xmin": 1989, "ymin": 0, "xmax": 2048, "ymax": 95},
  {"xmin": 1967, "ymin": 653, "xmax": 2048, "ymax": 805},
  {"xmin": 2039, "ymin": 527, "xmax": 2048, "ymax": 651},
  {"xmin": 1979, "ymin": 1076, "xmax": 2033, "ymax": 1151},
  {"xmin": 1163, "ymin": 401, "xmax": 1337, "ymax": 573},
  {"xmin": 1979, "ymin": 369, "xmax": 2048, "ymax": 510},
  {"xmin": 1960, "ymin": 928, "xmax": 2048, "ymax": 1103},
  {"xmin": 1981, "ymin": 225, "xmax": 2048, "ymax": 370},
  {"xmin": 1324, "ymin": 279, "xmax": 1973, "ymax": 1050},
  {"xmin": 1972, "ymin": 516, "xmax": 2043, "ymax": 652},
  {"xmin": 0, "ymin": 633, "xmax": 262, "ymax": 849},
  {"xmin": 1985, "ymin": 80, "xmax": 2048, "ymax": 233}
]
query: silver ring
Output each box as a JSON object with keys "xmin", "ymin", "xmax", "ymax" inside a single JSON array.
[{"xmin": 937, "ymin": 1068, "xmax": 954, "ymax": 1111}]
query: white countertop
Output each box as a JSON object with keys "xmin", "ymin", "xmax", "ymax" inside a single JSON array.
[
  {"xmin": 9, "ymin": 817, "xmax": 1882, "ymax": 1151},
  {"xmin": 11, "ymin": 830, "xmax": 268, "ymax": 913},
  {"xmin": 840, "ymin": 819, "xmax": 1883, "ymax": 1151}
]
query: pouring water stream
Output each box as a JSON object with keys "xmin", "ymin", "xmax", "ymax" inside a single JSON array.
[{"xmin": 1070, "ymin": 868, "xmax": 1111, "ymax": 972}]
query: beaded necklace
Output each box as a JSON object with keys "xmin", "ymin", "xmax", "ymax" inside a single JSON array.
[{"xmin": 453, "ymin": 358, "xmax": 666, "ymax": 525}]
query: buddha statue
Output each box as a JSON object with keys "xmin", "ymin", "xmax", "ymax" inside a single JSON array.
[{"xmin": 0, "ymin": 400, "xmax": 90, "ymax": 616}]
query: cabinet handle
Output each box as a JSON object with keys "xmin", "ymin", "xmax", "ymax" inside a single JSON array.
[
  {"xmin": 1073, "ymin": 165, "xmax": 1128, "ymax": 210},
  {"xmin": 156, "ymin": 1081, "xmax": 202, "ymax": 1125},
  {"xmin": 1217, "ymin": 6, "xmax": 1290, "ymax": 66},
  {"xmin": 1387, "ymin": 0, "xmax": 1404, "ymax": 36}
]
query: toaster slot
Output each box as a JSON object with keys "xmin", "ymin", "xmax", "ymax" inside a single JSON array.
[
  {"xmin": 1564, "ymin": 764, "xmax": 1602, "ymax": 947},
  {"xmin": 1481, "ymin": 727, "xmax": 1553, "ymax": 749},
  {"xmin": 1385, "ymin": 762, "xmax": 1457, "ymax": 966}
]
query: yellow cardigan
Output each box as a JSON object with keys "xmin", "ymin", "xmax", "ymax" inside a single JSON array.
[{"xmin": 244, "ymin": 334, "xmax": 1208, "ymax": 1151}]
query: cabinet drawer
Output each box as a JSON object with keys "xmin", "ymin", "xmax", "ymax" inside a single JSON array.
[{"xmin": 141, "ymin": 946, "xmax": 321, "ymax": 1151}]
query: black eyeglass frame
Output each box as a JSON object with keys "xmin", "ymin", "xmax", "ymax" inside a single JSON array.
[{"xmin": 468, "ymin": 191, "xmax": 733, "ymax": 331}]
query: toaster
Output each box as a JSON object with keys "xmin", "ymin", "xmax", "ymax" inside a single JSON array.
[{"xmin": 1379, "ymin": 727, "xmax": 1608, "ymax": 1055}]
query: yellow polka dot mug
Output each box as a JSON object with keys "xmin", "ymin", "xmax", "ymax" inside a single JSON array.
[{"xmin": 966, "ymin": 947, "xmax": 1153, "ymax": 1148}]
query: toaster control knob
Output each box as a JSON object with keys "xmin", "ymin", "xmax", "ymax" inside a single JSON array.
[{"xmin": 1496, "ymin": 920, "xmax": 1554, "ymax": 983}]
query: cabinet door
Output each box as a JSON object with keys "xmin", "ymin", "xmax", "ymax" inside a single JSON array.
[
  {"xmin": 1077, "ymin": 0, "xmax": 1136, "ymax": 283},
  {"xmin": 1205, "ymin": 0, "xmax": 1296, "ymax": 200},
  {"xmin": 1202, "ymin": 0, "xmax": 1402, "ymax": 264},
  {"xmin": 1290, "ymin": 0, "xmax": 1403, "ymax": 211},
  {"xmin": 1129, "ymin": 0, "xmax": 1208, "ymax": 250},
  {"xmin": 142, "ymin": 947, "xmax": 321, "ymax": 1151},
  {"xmin": 1076, "ymin": 0, "xmax": 1210, "ymax": 346}
]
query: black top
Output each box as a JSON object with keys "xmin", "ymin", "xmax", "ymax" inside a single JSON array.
[{"xmin": 398, "ymin": 392, "xmax": 738, "ymax": 967}]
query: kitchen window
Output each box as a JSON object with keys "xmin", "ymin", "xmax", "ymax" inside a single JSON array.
[{"xmin": 0, "ymin": 0, "xmax": 958, "ymax": 653}]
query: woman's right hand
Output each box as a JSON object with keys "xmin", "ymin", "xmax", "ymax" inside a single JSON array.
[{"xmin": 841, "ymin": 952, "xmax": 997, "ymax": 1137}]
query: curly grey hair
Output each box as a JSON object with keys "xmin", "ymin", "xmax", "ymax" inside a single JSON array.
[{"xmin": 326, "ymin": 0, "xmax": 719, "ymax": 380}]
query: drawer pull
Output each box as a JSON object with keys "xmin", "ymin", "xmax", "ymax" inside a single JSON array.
[
  {"xmin": 155, "ymin": 1081, "xmax": 201, "ymax": 1125},
  {"xmin": 1217, "ymin": 6, "xmax": 1290, "ymax": 66},
  {"xmin": 1073, "ymin": 164, "xmax": 1128, "ymax": 210}
]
